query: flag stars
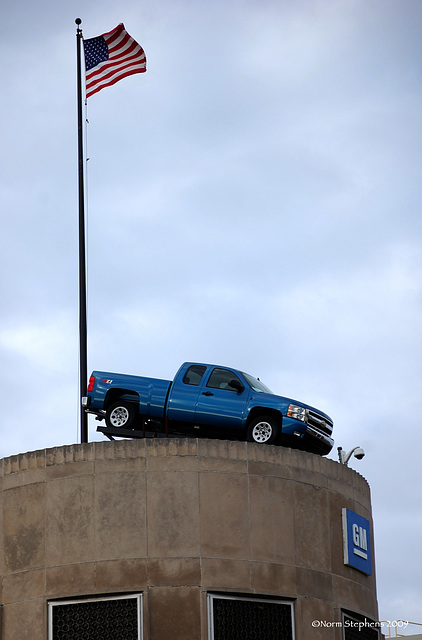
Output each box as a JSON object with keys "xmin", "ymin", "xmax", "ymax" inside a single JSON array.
[{"xmin": 83, "ymin": 36, "xmax": 109, "ymax": 71}]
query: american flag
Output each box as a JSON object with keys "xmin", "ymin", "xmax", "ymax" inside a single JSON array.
[{"xmin": 83, "ymin": 24, "xmax": 146, "ymax": 99}]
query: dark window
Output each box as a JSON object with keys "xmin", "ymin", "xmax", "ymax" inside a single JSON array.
[
  {"xmin": 208, "ymin": 593, "xmax": 294, "ymax": 640},
  {"xmin": 342, "ymin": 611, "xmax": 381, "ymax": 640},
  {"xmin": 206, "ymin": 368, "xmax": 242, "ymax": 390},
  {"xmin": 183, "ymin": 365, "xmax": 207, "ymax": 386},
  {"xmin": 48, "ymin": 595, "xmax": 142, "ymax": 640}
]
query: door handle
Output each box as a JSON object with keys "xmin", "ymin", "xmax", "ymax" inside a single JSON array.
[{"xmin": 202, "ymin": 391, "xmax": 214, "ymax": 396}]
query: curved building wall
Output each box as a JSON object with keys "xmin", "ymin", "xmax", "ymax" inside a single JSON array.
[{"xmin": 0, "ymin": 439, "xmax": 378, "ymax": 639}]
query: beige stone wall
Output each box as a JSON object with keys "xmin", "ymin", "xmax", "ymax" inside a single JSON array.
[{"xmin": 0, "ymin": 439, "xmax": 378, "ymax": 639}]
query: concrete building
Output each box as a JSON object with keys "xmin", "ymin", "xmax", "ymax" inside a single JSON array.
[{"xmin": 0, "ymin": 438, "xmax": 380, "ymax": 639}]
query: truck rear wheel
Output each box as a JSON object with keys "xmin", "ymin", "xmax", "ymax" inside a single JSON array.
[
  {"xmin": 106, "ymin": 401, "xmax": 137, "ymax": 429},
  {"xmin": 247, "ymin": 416, "xmax": 279, "ymax": 444}
]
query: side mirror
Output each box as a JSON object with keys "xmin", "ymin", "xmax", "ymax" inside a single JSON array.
[{"xmin": 228, "ymin": 379, "xmax": 245, "ymax": 393}]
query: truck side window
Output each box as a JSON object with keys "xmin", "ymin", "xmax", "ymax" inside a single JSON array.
[
  {"xmin": 207, "ymin": 368, "xmax": 242, "ymax": 390},
  {"xmin": 183, "ymin": 365, "xmax": 207, "ymax": 386}
]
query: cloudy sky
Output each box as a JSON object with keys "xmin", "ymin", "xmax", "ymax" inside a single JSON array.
[{"xmin": 1, "ymin": 0, "xmax": 421, "ymax": 628}]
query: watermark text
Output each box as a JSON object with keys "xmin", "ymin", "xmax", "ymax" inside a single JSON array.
[{"xmin": 311, "ymin": 619, "xmax": 409, "ymax": 631}]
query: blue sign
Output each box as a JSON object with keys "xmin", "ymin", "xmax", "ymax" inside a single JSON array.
[{"xmin": 342, "ymin": 508, "xmax": 372, "ymax": 575}]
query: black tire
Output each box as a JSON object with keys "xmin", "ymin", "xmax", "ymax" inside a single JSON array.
[
  {"xmin": 106, "ymin": 400, "xmax": 137, "ymax": 429},
  {"xmin": 247, "ymin": 415, "xmax": 279, "ymax": 445}
]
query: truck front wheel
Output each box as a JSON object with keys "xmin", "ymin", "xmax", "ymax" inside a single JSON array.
[
  {"xmin": 247, "ymin": 416, "xmax": 279, "ymax": 445},
  {"xmin": 106, "ymin": 401, "xmax": 137, "ymax": 429}
]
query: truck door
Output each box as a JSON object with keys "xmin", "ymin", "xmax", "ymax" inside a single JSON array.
[
  {"xmin": 166, "ymin": 364, "xmax": 207, "ymax": 423},
  {"xmin": 194, "ymin": 367, "xmax": 248, "ymax": 430}
]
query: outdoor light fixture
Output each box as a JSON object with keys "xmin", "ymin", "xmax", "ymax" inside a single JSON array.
[{"xmin": 337, "ymin": 446, "xmax": 365, "ymax": 465}]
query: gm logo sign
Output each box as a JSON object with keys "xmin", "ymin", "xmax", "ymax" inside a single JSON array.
[{"xmin": 342, "ymin": 508, "xmax": 372, "ymax": 575}]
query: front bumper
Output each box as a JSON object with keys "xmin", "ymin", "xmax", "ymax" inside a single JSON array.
[
  {"xmin": 305, "ymin": 423, "xmax": 334, "ymax": 454},
  {"xmin": 282, "ymin": 412, "xmax": 334, "ymax": 455}
]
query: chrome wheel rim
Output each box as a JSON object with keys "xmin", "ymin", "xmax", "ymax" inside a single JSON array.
[
  {"xmin": 252, "ymin": 421, "xmax": 273, "ymax": 443},
  {"xmin": 110, "ymin": 406, "xmax": 129, "ymax": 427}
]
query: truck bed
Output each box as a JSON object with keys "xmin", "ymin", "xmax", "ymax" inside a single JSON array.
[{"xmin": 89, "ymin": 371, "xmax": 172, "ymax": 420}]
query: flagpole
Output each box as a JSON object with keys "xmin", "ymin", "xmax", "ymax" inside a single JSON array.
[{"xmin": 76, "ymin": 18, "xmax": 88, "ymax": 444}]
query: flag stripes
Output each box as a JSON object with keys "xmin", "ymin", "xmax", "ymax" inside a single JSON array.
[{"xmin": 83, "ymin": 23, "xmax": 146, "ymax": 98}]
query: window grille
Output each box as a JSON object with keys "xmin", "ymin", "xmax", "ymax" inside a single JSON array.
[
  {"xmin": 48, "ymin": 594, "xmax": 142, "ymax": 640},
  {"xmin": 342, "ymin": 611, "xmax": 380, "ymax": 640},
  {"xmin": 208, "ymin": 593, "xmax": 294, "ymax": 640}
]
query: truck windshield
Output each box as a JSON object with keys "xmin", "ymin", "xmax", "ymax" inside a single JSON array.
[{"xmin": 242, "ymin": 372, "xmax": 273, "ymax": 394}]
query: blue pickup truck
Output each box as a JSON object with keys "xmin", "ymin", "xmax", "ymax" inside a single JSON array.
[{"xmin": 82, "ymin": 362, "xmax": 334, "ymax": 455}]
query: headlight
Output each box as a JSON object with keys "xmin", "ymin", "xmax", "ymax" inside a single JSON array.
[{"xmin": 287, "ymin": 404, "xmax": 308, "ymax": 422}]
